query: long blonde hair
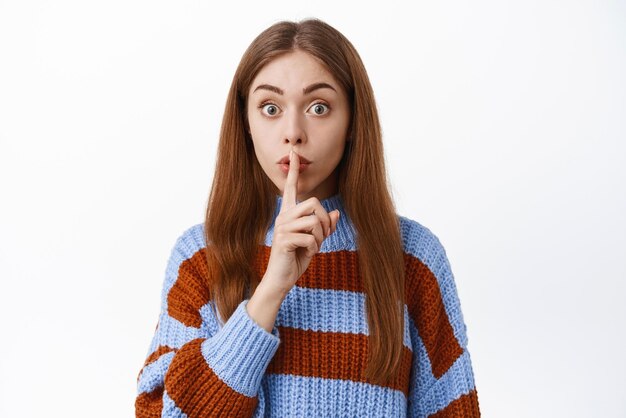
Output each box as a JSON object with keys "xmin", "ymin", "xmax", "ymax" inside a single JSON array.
[{"xmin": 204, "ymin": 18, "xmax": 405, "ymax": 385}]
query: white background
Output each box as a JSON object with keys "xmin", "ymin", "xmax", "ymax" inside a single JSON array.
[{"xmin": 1, "ymin": 1, "xmax": 624, "ymax": 417}]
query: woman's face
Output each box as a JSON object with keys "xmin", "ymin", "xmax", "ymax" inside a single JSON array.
[{"xmin": 246, "ymin": 49, "xmax": 351, "ymax": 202}]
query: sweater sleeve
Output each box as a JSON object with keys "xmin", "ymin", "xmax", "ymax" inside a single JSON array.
[
  {"xmin": 135, "ymin": 225, "xmax": 281, "ymax": 418},
  {"xmin": 405, "ymin": 227, "xmax": 481, "ymax": 418}
]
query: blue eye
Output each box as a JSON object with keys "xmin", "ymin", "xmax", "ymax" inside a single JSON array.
[
  {"xmin": 261, "ymin": 103, "xmax": 279, "ymax": 116},
  {"xmin": 258, "ymin": 101, "xmax": 330, "ymax": 117},
  {"xmin": 309, "ymin": 103, "xmax": 329, "ymax": 115}
]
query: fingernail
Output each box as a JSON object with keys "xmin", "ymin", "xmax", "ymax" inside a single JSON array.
[{"xmin": 290, "ymin": 149, "xmax": 293, "ymax": 160}]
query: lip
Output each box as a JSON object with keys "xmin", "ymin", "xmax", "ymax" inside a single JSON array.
[
  {"xmin": 277, "ymin": 154, "xmax": 312, "ymax": 164},
  {"xmin": 278, "ymin": 162, "xmax": 310, "ymax": 174}
]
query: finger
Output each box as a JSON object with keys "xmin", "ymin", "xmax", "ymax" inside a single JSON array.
[
  {"xmin": 307, "ymin": 214, "xmax": 325, "ymax": 249},
  {"xmin": 320, "ymin": 206, "xmax": 332, "ymax": 237},
  {"xmin": 290, "ymin": 215, "xmax": 325, "ymax": 249},
  {"xmin": 322, "ymin": 209, "xmax": 332, "ymax": 237},
  {"xmin": 330, "ymin": 210, "xmax": 340, "ymax": 234},
  {"xmin": 286, "ymin": 233, "xmax": 319, "ymax": 258},
  {"xmin": 292, "ymin": 199, "xmax": 332, "ymax": 238},
  {"xmin": 280, "ymin": 149, "xmax": 299, "ymax": 214}
]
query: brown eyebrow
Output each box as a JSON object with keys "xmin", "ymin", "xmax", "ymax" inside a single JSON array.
[{"xmin": 252, "ymin": 82, "xmax": 337, "ymax": 95}]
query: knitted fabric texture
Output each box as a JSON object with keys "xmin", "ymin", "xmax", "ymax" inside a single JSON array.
[{"xmin": 135, "ymin": 193, "xmax": 480, "ymax": 417}]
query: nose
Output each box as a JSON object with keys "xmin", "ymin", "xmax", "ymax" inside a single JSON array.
[{"xmin": 283, "ymin": 109, "xmax": 307, "ymax": 145}]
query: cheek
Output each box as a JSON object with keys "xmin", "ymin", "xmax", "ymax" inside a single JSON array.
[
  {"xmin": 317, "ymin": 139, "xmax": 347, "ymax": 167},
  {"xmin": 308, "ymin": 120, "xmax": 348, "ymax": 156},
  {"xmin": 249, "ymin": 115, "xmax": 278, "ymax": 143},
  {"xmin": 317, "ymin": 116, "xmax": 348, "ymax": 139},
  {"xmin": 250, "ymin": 137, "xmax": 275, "ymax": 168}
]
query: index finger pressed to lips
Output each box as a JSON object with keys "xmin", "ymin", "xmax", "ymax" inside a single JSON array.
[
  {"xmin": 279, "ymin": 150, "xmax": 333, "ymax": 236},
  {"xmin": 280, "ymin": 149, "xmax": 299, "ymax": 214}
]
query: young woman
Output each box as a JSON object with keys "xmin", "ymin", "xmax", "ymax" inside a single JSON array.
[{"xmin": 135, "ymin": 18, "xmax": 480, "ymax": 417}]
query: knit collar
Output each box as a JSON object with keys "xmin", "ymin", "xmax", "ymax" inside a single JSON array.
[{"xmin": 265, "ymin": 192, "xmax": 357, "ymax": 250}]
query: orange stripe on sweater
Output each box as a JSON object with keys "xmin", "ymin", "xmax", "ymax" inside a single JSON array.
[
  {"xmin": 428, "ymin": 388, "xmax": 481, "ymax": 417},
  {"xmin": 167, "ymin": 249, "xmax": 212, "ymax": 327},
  {"xmin": 165, "ymin": 338, "xmax": 258, "ymax": 417},
  {"xmin": 254, "ymin": 247, "xmax": 365, "ymax": 292},
  {"xmin": 267, "ymin": 327, "xmax": 413, "ymax": 396},
  {"xmin": 404, "ymin": 253, "xmax": 464, "ymax": 379},
  {"xmin": 135, "ymin": 385, "xmax": 164, "ymax": 418}
]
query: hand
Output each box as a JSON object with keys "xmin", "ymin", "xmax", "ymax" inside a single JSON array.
[{"xmin": 262, "ymin": 149, "xmax": 341, "ymax": 295}]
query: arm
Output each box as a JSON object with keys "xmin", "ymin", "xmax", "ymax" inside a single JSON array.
[
  {"xmin": 135, "ymin": 225, "xmax": 281, "ymax": 418},
  {"xmin": 247, "ymin": 280, "xmax": 288, "ymax": 333},
  {"xmin": 405, "ymin": 227, "xmax": 481, "ymax": 418}
]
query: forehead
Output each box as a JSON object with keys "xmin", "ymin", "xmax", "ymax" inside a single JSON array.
[{"xmin": 250, "ymin": 50, "xmax": 336, "ymax": 92}]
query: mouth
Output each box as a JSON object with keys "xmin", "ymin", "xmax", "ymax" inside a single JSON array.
[
  {"xmin": 278, "ymin": 161, "xmax": 311, "ymax": 174},
  {"xmin": 277, "ymin": 154, "xmax": 312, "ymax": 165}
]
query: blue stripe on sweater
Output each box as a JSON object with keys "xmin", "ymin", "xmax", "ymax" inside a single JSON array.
[
  {"xmin": 406, "ymin": 313, "xmax": 476, "ymax": 418},
  {"xmin": 256, "ymin": 374, "xmax": 407, "ymax": 417},
  {"xmin": 137, "ymin": 351, "xmax": 175, "ymax": 394},
  {"xmin": 275, "ymin": 286, "xmax": 413, "ymax": 349}
]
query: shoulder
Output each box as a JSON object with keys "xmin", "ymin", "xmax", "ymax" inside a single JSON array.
[
  {"xmin": 397, "ymin": 214, "xmax": 449, "ymax": 266},
  {"xmin": 166, "ymin": 222, "xmax": 207, "ymax": 262},
  {"xmin": 396, "ymin": 213, "xmax": 459, "ymax": 303},
  {"xmin": 157, "ymin": 222, "xmax": 215, "ymax": 328},
  {"xmin": 165, "ymin": 221, "xmax": 209, "ymax": 275},
  {"xmin": 161, "ymin": 222, "xmax": 208, "ymax": 294}
]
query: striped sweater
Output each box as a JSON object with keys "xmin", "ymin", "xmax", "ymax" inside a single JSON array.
[{"xmin": 135, "ymin": 193, "xmax": 480, "ymax": 417}]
